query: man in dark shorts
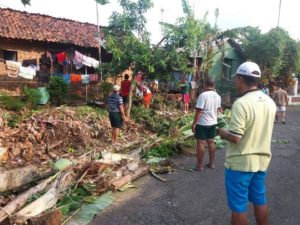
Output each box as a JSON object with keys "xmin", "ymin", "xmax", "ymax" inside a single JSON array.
[
  {"xmin": 120, "ymin": 74, "xmax": 131, "ymax": 112},
  {"xmin": 192, "ymin": 77, "xmax": 221, "ymax": 171},
  {"xmin": 107, "ymin": 85, "xmax": 127, "ymax": 144}
]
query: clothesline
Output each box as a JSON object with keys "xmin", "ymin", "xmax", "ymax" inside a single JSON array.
[{"xmin": 4, "ymin": 49, "xmax": 100, "ymax": 82}]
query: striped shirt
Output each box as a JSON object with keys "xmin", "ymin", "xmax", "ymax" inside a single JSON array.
[{"xmin": 107, "ymin": 93, "xmax": 123, "ymax": 112}]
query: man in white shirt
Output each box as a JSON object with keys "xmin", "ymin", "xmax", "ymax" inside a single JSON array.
[{"xmin": 192, "ymin": 77, "xmax": 221, "ymax": 171}]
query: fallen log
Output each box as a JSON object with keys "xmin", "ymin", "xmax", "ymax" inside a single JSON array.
[
  {"xmin": 0, "ymin": 173, "xmax": 58, "ymax": 224},
  {"xmin": 11, "ymin": 170, "xmax": 75, "ymax": 225},
  {"xmin": 0, "ymin": 165, "xmax": 53, "ymax": 193},
  {"xmin": 112, "ymin": 166, "xmax": 149, "ymax": 190}
]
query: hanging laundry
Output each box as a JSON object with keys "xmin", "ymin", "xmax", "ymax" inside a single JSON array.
[
  {"xmin": 70, "ymin": 73, "xmax": 81, "ymax": 83},
  {"xmin": 73, "ymin": 50, "xmax": 84, "ymax": 69},
  {"xmin": 56, "ymin": 52, "xmax": 66, "ymax": 65},
  {"xmin": 81, "ymin": 74, "xmax": 90, "ymax": 84},
  {"xmin": 82, "ymin": 55, "xmax": 93, "ymax": 67},
  {"xmin": 89, "ymin": 74, "xmax": 98, "ymax": 82},
  {"xmin": 63, "ymin": 74, "xmax": 71, "ymax": 84},
  {"xmin": 5, "ymin": 60, "xmax": 21, "ymax": 78},
  {"xmin": 19, "ymin": 66, "xmax": 36, "ymax": 80},
  {"xmin": 91, "ymin": 58, "xmax": 99, "ymax": 68}
]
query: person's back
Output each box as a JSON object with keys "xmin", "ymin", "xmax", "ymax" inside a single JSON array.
[
  {"xmin": 120, "ymin": 75, "xmax": 131, "ymax": 98},
  {"xmin": 273, "ymin": 88, "xmax": 288, "ymax": 107},
  {"xmin": 107, "ymin": 93, "xmax": 122, "ymax": 112},
  {"xmin": 197, "ymin": 90, "xmax": 221, "ymax": 126}
]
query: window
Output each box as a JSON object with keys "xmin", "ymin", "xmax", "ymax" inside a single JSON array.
[
  {"xmin": 3, "ymin": 50, "xmax": 18, "ymax": 61},
  {"xmin": 224, "ymin": 58, "xmax": 233, "ymax": 79}
]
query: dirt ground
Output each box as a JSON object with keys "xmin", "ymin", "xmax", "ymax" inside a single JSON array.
[{"xmin": 91, "ymin": 106, "xmax": 300, "ymax": 225}]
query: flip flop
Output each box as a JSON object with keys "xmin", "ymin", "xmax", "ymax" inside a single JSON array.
[
  {"xmin": 187, "ymin": 166, "xmax": 204, "ymax": 172},
  {"xmin": 206, "ymin": 163, "xmax": 215, "ymax": 169}
]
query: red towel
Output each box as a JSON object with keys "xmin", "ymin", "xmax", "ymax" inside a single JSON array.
[{"xmin": 56, "ymin": 52, "xmax": 66, "ymax": 64}]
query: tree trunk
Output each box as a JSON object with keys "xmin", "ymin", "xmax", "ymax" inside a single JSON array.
[
  {"xmin": 0, "ymin": 166, "xmax": 53, "ymax": 193},
  {"xmin": 11, "ymin": 171, "xmax": 75, "ymax": 224},
  {"xmin": 111, "ymin": 166, "xmax": 149, "ymax": 190},
  {"xmin": 126, "ymin": 83, "xmax": 134, "ymax": 118},
  {"xmin": 0, "ymin": 173, "xmax": 57, "ymax": 224}
]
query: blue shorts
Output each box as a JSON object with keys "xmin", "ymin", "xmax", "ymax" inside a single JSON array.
[{"xmin": 225, "ymin": 169, "xmax": 267, "ymax": 213}]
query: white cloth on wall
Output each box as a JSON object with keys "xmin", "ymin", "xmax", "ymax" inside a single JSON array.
[
  {"xmin": 19, "ymin": 66, "xmax": 36, "ymax": 80},
  {"xmin": 5, "ymin": 60, "xmax": 21, "ymax": 78}
]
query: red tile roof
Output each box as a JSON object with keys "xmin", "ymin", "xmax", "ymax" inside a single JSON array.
[{"xmin": 0, "ymin": 8, "xmax": 100, "ymax": 48}]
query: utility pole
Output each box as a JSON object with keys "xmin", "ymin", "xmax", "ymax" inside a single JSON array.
[
  {"xmin": 96, "ymin": 1, "xmax": 102, "ymax": 81},
  {"xmin": 277, "ymin": 0, "xmax": 282, "ymax": 29},
  {"xmin": 160, "ymin": 8, "xmax": 165, "ymax": 37}
]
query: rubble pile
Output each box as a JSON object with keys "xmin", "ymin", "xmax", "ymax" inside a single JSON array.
[{"xmin": 0, "ymin": 106, "xmax": 149, "ymax": 168}]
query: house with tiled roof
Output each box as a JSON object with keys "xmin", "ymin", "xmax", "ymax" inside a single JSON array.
[{"xmin": 0, "ymin": 8, "xmax": 112, "ymax": 94}]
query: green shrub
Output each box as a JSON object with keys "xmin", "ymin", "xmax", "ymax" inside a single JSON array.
[
  {"xmin": 2, "ymin": 112, "xmax": 22, "ymax": 128},
  {"xmin": 48, "ymin": 76, "xmax": 68, "ymax": 106},
  {"xmin": 99, "ymin": 82, "xmax": 113, "ymax": 100},
  {"xmin": 0, "ymin": 95, "xmax": 25, "ymax": 111},
  {"xmin": 22, "ymin": 86, "xmax": 41, "ymax": 109}
]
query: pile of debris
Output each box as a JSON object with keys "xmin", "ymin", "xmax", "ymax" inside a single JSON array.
[
  {"xmin": 0, "ymin": 152, "xmax": 149, "ymax": 225},
  {"xmin": 0, "ymin": 106, "xmax": 150, "ymax": 169},
  {"xmin": 0, "ymin": 106, "xmax": 189, "ymax": 224}
]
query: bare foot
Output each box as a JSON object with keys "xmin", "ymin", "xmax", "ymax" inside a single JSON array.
[{"xmin": 196, "ymin": 165, "xmax": 204, "ymax": 171}]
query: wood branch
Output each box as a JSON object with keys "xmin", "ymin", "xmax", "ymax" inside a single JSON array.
[
  {"xmin": 112, "ymin": 166, "xmax": 149, "ymax": 190},
  {"xmin": 11, "ymin": 171, "xmax": 75, "ymax": 225},
  {"xmin": 0, "ymin": 166, "xmax": 53, "ymax": 193},
  {"xmin": 0, "ymin": 173, "xmax": 59, "ymax": 224},
  {"xmin": 129, "ymin": 137, "xmax": 164, "ymax": 157},
  {"xmin": 46, "ymin": 140, "xmax": 64, "ymax": 151}
]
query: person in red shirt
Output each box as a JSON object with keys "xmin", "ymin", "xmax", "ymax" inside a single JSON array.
[{"xmin": 120, "ymin": 74, "xmax": 131, "ymax": 112}]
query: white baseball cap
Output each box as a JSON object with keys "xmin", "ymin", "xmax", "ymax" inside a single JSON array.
[
  {"xmin": 113, "ymin": 85, "xmax": 121, "ymax": 92},
  {"xmin": 236, "ymin": 62, "xmax": 261, "ymax": 78}
]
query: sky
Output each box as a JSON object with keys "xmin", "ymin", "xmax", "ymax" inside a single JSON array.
[{"xmin": 0, "ymin": 0, "xmax": 299, "ymax": 43}]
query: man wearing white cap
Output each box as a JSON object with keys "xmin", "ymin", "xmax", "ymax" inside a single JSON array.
[
  {"xmin": 107, "ymin": 85, "xmax": 128, "ymax": 144},
  {"xmin": 218, "ymin": 62, "xmax": 276, "ymax": 225}
]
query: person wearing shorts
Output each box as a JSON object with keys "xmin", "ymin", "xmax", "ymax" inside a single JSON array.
[
  {"xmin": 219, "ymin": 62, "xmax": 276, "ymax": 225},
  {"xmin": 107, "ymin": 85, "xmax": 127, "ymax": 144},
  {"xmin": 192, "ymin": 77, "xmax": 221, "ymax": 171},
  {"xmin": 272, "ymin": 84, "xmax": 289, "ymax": 124},
  {"xmin": 140, "ymin": 83, "xmax": 152, "ymax": 108}
]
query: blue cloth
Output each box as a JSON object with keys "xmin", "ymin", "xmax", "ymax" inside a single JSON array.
[
  {"xmin": 225, "ymin": 169, "xmax": 267, "ymax": 213},
  {"xmin": 107, "ymin": 93, "xmax": 123, "ymax": 112},
  {"xmin": 81, "ymin": 74, "xmax": 90, "ymax": 84},
  {"xmin": 63, "ymin": 74, "xmax": 70, "ymax": 84}
]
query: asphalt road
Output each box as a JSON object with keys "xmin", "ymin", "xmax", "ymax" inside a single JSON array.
[{"xmin": 91, "ymin": 106, "xmax": 300, "ymax": 225}]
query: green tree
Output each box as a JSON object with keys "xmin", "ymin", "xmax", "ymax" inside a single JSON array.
[
  {"xmin": 102, "ymin": 0, "xmax": 153, "ymax": 117},
  {"xmin": 224, "ymin": 26, "xmax": 300, "ymax": 87},
  {"xmin": 160, "ymin": 0, "xmax": 212, "ymax": 83}
]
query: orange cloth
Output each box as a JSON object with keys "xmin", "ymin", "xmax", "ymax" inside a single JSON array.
[
  {"xmin": 143, "ymin": 93, "xmax": 152, "ymax": 108},
  {"xmin": 70, "ymin": 74, "xmax": 81, "ymax": 83}
]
